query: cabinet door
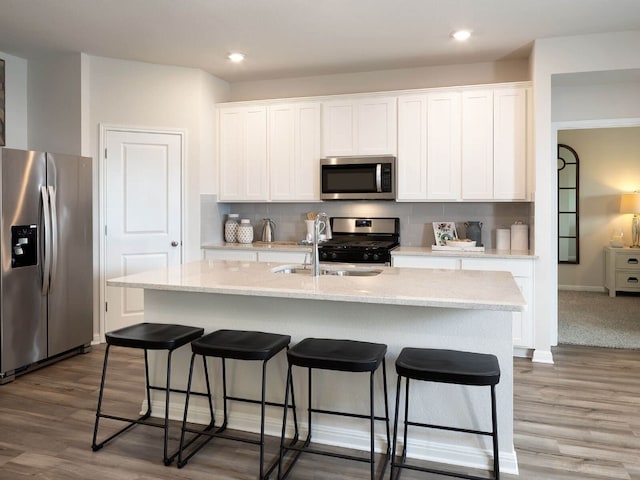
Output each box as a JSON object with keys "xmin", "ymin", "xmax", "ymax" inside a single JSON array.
[
  {"xmin": 294, "ymin": 103, "xmax": 321, "ymax": 200},
  {"xmin": 357, "ymin": 96, "xmax": 397, "ymax": 155},
  {"xmin": 461, "ymin": 90, "xmax": 494, "ymax": 200},
  {"xmin": 427, "ymin": 92, "xmax": 461, "ymax": 200},
  {"xmin": 322, "ymin": 100, "xmax": 357, "ymax": 156},
  {"xmin": 397, "ymin": 95, "xmax": 428, "ymax": 200},
  {"xmin": 493, "ymin": 87, "xmax": 527, "ymax": 200},
  {"xmin": 269, "ymin": 102, "xmax": 321, "ymax": 201},
  {"xmin": 269, "ymin": 104, "xmax": 296, "ymax": 200},
  {"xmin": 218, "ymin": 106, "xmax": 268, "ymax": 201},
  {"xmin": 322, "ymin": 96, "xmax": 397, "ymax": 157},
  {"xmin": 218, "ymin": 108, "xmax": 244, "ymax": 201}
]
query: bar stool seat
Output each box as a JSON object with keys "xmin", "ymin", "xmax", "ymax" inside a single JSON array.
[
  {"xmin": 279, "ymin": 338, "xmax": 390, "ymax": 480},
  {"xmin": 92, "ymin": 322, "xmax": 205, "ymax": 466},
  {"xmin": 392, "ymin": 348, "xmax": 501, "ymax": 480},
  {"xmin": 178, "ymin": 329, "xmax": 298, "ymax": 480}
]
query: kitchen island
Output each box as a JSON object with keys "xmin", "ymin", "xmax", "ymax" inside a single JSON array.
[{"xmin": 108, "ymin": 260, "xmax": 525, "ymax": 475}]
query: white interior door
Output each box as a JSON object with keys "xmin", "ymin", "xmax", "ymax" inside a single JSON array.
[{"xmin": 104, "ymin": 129, "xmax": 182, "ymax": 333}]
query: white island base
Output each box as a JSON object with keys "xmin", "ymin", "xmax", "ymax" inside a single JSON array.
[{"xmin": 142, "ymin": 288, "xmax": 518, "ymax": 475}]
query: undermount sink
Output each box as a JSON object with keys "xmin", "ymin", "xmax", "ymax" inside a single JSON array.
[{"xmin": 271, "ymin": 265, "xmax": 382, "ymax": 277}]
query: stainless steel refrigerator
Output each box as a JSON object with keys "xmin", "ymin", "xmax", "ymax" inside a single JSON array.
[{"xmin": 0, "ymin": 148, "xmax": 93, "ymax": 384}]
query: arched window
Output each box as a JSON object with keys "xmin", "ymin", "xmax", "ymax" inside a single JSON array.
[{"xmin": 558, "ymin": 144, "xmax": 579, "ymax": 264}]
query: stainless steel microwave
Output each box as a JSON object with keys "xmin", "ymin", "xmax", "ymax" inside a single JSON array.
[{"xmin": 320, "ymin": 156, "xmax": 396, "ymax": 200}]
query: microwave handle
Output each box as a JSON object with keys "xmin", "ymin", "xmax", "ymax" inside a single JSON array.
[{"xmin": 376, "ymin": 164, "xmax": 382, "ymax": 192}]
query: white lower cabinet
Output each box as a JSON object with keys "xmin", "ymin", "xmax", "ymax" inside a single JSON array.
[
  {"xmin": 392, "ymin": 254, "xmax": 535, "ymax": 353},
  {"xmin": 203, "ymin": 248, "xmax": 308, "ymax": 264},
  {"xmin": 203, "ymin": 249, "xmax": 258, "ymax": 262},
  {"xmin": 256, "ymin": 251, "xmax": 309, "ymax": 264}
]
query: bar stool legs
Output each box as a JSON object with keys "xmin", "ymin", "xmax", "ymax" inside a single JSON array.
[
  {"xmin": 277, "ymin": 338, "xmax": 390, "ymax": 480},
  {"xmin": 92, "ymin": 323, "xmax": 205, "ymax": 466},
  {"xmin": 177, "ymin": 330, "xmax": 299, "ymax": 480},
  {"xmin": 391, "ymin": 348, "xmax": 501, "ymax": 480}
]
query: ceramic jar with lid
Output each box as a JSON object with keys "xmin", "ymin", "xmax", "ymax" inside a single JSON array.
[
  {"xmin": 224, "ymin": 213, "xmax": 240, "ymax": 243},
  {"xmin": 237, "ymin": 219, "xmax": 254, "ymax": 244}
]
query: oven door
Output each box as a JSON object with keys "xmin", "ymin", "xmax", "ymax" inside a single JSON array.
[{"xmin": 320, "ymin": 157, "xmax": 395, "ymax": 200}]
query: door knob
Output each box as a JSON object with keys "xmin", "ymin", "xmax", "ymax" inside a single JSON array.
[{"xmin": 171, "ymin": 241, "xmax": 179, "ymax": 247}]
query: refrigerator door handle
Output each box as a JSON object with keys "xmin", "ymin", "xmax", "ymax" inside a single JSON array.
[
  {"xmin": 40, "ymin": 186, "xmax": 52, "ymax": 295},
  {"xmin": 48, "ymin": 186, "xmax": 58, "ymax": 292}
]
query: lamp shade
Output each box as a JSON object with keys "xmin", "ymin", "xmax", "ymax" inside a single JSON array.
[{"xmin": 620, "ymin": 193, "xmax": 640, "ymax": 214}]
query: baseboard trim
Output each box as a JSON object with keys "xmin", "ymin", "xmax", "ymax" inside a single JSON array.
[
  {"xmin": 532, "ymin": 349, "xmax": 554, "ymax": 364},
  {"xmin": 150, "ymin": 399, "xmax": 519, "ymax": 475},
  {"xmin": 558, "ymin": 285, "xmax": 606, "ymax": 292}
]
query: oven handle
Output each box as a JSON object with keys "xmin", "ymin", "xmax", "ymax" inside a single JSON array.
[{"xmin": 376, "ymin": 163, "xmax": 382, "ymax": 192}]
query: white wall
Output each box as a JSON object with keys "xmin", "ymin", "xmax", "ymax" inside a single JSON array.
[
  {"xmin": 28, "ymin": 53, "xmax": 82, "ymax": 154},
  {"xmin": 553, "ymin": 77, "xmax": 640, "ymax": 122},
  {"xmin": 230, "ymin": 59, "xmax": 529, "ymax": 101},
  {"xmin": 86, "ymin": 55, "xmax": 229, "ymax": 341},
  {"xmin": 0, "ymin": 51, "xmax": 28, "ymax": 149},
  {"xmin": 558, "ymin": 127, "xmax": 640, "ymax": 289},
  {"xmin": 531, "ymin": 29, "xmax": 640, "ymax": 362},
  {"xmin": 87, "ymin": 55, "xmax": 230, "ymax": 261}
]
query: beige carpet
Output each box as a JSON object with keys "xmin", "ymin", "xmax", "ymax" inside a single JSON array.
[{"xmin": 558, "ymin": 290, "xmax": 640, "ymax": 349}]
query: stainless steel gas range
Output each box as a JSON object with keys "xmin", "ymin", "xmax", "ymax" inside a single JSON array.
[{"xmin": 318, "ymin": 217, "xmax": 400, "ymax": 265}]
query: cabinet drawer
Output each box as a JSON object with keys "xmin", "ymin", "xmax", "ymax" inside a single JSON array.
[
  {"xmin": 461, "ymin": 258, "xmax": 532, "ymax": 277},
  {"xmin": 392, "ymin": 255, "xmax": 459, "ymax": 270},
  {"xmin": 203, "ymin": 249, "xmax": 258, "ymax": 262},
  {"xmin": 614, "ymin": 253, "xmax": 640, "ymax": 270},
  {"xmin": 615, "ymin": 271, "xmax": 640, "ymax": 289}
]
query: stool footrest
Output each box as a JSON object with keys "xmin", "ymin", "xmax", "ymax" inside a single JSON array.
[
  {"xmin": 406, "ymin": 420, "xmax": 493, "ymax": 437},
  {"xmin": 391, "ymin": 460, "xmax": 495, "ymax": 480},
  {"xmin": 310, "ymin": 406, "xmax": 388, "ymax": 423},
  {"xmin": 280, "ymin": 436, "xmax": 390, "ymax": 480}
]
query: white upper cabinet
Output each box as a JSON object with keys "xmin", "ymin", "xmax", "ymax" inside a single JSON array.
[
  {"xmin": 461, "ymin": 89, "xmax": 494, "ymax": 200},
  {"xmin": 268, "ymin": 102, "xmax": 321, "ymax": 201},
  {"xmin": 216, "ymin": 82, "xmax": 530, "ymax": 203},
  {"xmin": 397, "ymin": 92, "xmax": 461, "ymax": 201},
  {"xmin": 493, "ymin": 86, "xmax": 528, "ymax": 200},
  {"xmin": 426, "ymin": 92, "xmax": 462, "ymax": 200},
  {"xmin": 322, "ymin": 96, "xmax": 397, "ymax": 157},
  {"xmin": 397, "ymin": 95, "xmax": 427, "ymax": 200},
  {"xmin": 218, "ymin": 105, "xmax": 268, "ymax": 202}
]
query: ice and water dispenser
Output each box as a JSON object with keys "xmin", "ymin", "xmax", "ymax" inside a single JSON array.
[{"xmin": 11, "ymin": 225, "xmax": 38, "ymax": 268}]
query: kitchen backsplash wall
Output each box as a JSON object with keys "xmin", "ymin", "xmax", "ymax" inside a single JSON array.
[{"xmin": 202, "ymin": 194, "xmax": 533, "ymax": 249}]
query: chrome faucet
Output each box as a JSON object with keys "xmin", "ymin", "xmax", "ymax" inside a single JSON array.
[{"xmin": 311, "ymin": 212, "xmax": 329, "ymax": 276}]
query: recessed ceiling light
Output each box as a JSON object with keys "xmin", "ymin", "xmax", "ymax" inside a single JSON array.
[
  {"xmin": 228, "ymin": 52, "xmax": 245, "ymax": 63},
  {"xmin": 452, "ymin": 30, "xmax": 472, "ymax": 41}
]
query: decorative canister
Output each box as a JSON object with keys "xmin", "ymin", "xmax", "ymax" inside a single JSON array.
[
  {"xmin": 237, "ymin": 219, "xmax": 254, "ymax": 244},
  {"xmin": 465, "ymin": 221, "xmax": 483, "ymax": 246},
  {"xmin": 224, "ymin": 213, "xmax": 240, "ymax": 243},
  {"xmin": 510, "ymin": 222, "xmax": 529, "ymax": 251}
]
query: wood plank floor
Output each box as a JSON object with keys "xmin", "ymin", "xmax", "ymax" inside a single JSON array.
[{"xmin": 0, "ymin": 344, "xmax": 638, "ymax": 479}]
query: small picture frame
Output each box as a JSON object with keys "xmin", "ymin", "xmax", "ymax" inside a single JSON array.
[{"xmin": 432, "ymin": 222, "xmax": 457, "ymax": 246}]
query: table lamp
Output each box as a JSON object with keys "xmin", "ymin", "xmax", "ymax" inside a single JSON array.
[{"xmin": 620, "ymin": 192, "xmax": 640, "ymax": 248}]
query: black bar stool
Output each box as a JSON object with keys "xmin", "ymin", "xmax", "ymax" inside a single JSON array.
[
  {"xmin": 177, "ymin": 329, "xmax": 299, "ymax": 480},
  {"xmin": 278, "ymin": 337, "xmax": 390, "ymax": 480},
  {"xmin": 391, "ymin": 348, "xmax": 501, "ymax": 480},
  {"xmin": 92, "ymin": 322, "xmax": 205, "ymax": 465}
]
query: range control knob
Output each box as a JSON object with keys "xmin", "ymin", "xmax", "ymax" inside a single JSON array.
[
  {"xmin": 363, "ymin": 253, "xmax": 369, "ymax": 261},
  {"xmin": 373, "ymin": 253, "xmax": 380, "ymax": 261},
  {"xmin": 331, "ymin": 252, "xmax": 338, "ymax": 260}
]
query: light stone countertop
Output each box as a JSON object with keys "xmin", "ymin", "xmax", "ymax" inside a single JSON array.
[
  {"xmin": 108, "ymin": 260, "xmax": 525, "ymax": 312},
  {"xmin": 202, "ymin": 243, "xmax": 536, "ymax": 258},
  {"xmin": 392, "ymin": 246, "xmax": 537, "ymax": 259}
]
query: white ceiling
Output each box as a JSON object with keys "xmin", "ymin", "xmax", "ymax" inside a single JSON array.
[{"xmin": 1, "ymin": 0, "xmax": 640, "ymax": 83}]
